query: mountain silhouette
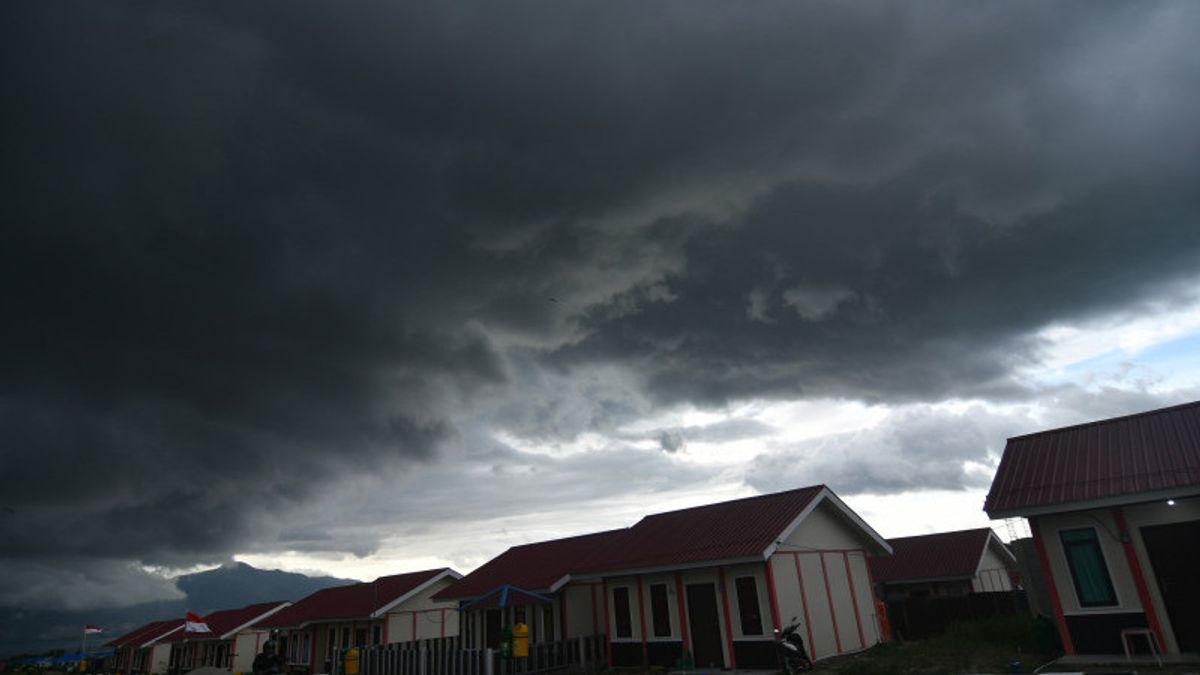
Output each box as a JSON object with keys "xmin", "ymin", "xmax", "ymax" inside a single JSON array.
[{"xmin": 0, "ymin": 563, "xmax": 354, "ymax": 658}]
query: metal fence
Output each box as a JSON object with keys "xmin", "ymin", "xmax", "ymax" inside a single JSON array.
[{"xmin": 335, "ymin": 634, "xmax": 606, "ymax": 675}]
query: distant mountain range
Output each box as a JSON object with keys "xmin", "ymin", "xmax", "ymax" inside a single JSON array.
[{"xmin": 0, "ymin": 563, "xmax": 354, "ymax": 658}]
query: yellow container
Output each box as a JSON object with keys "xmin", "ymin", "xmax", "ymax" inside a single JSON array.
[
  {"xmin": 344, "ymin": 647, "xmax": 360, "ymax": 675},
  {"xmin": 511, "ymin": 622, "xmax": 529, "ymax": 658}
]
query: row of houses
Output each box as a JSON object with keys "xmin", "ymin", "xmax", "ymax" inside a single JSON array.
[{"xmin": 108, "ymin": 400, "xmax": 1200, "ymax": 673}]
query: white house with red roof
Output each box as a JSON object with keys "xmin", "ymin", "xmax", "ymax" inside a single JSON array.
[
  {"xmin": 985, "ymin": 400, "xmax": 1200, "ymax": 658},
  {"xmin": 435, "ymin": 485, "xmax": 892, "ymax": 669},
  {"xmin": 868, "ymin": 528, "xmax": 1019, "ymax": 601},
  {"xmin": 159, "ymin": 602, "xmax": 291, "ymax": 674},
  {"xmin": 107, "ymin": 619, "xmax": 183, "ymax": 675},
  {"xmin": 247, "ymin": 568, "xmax": 462, "ymax": 675}
]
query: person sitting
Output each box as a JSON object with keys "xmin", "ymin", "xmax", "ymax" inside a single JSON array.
[{"xmin": 252, "ymin": 640, "xmax": 286, "ymax": 675}]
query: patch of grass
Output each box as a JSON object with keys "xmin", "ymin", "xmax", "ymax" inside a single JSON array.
[{"xmin": 810, "ymin": 614, "xmax": 1059, "ymax": 675}]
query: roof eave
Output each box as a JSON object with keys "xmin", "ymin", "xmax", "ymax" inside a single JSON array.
[
  {"xmin": 571, "ymin": 555, "xmax": 765, "ymax": 581},
  {"xmin": 223, "ymin": 602, "xmax": 292, "ymax": 639},
  {"xmin": 371, "ymin": 569, "xmax": 463, "ymax": 619},
  {"xmin": 986, "ymin": 485, "xmax": 1200, "ymax": 520}
]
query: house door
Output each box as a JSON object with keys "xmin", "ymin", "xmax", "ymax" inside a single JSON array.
[
  {"xmin": 486, "ymin": 609, "xmax": 502, "ymax": 649},
  {"xmin": 686, "ymin": 583, "xmax": 725, "ymax": 668},
  {"xmin": 1141, "ymin": 520, "xmax": 1200, "ymax": 652}
]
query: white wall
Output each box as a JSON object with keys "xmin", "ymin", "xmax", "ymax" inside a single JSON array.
[
  {"xmin": 770, "ymin": 499, "xmax": 883, "ymax": 660},
  {"xmin": 232, "ymin": 631, "xmax": 266, "ymax": 673},
  {"xmin": 1035, "ymin": 495, "xmax": 1199, "ymax": 655},
  {"xmin": 382, "ymin": 576, "xmax": 461, "ymax": 643},
  {"xmin": 149, "ymin": 643, "xmax": 172, "ymax": 674},
  {"xmin": 971, "ymin": 541, "xmax": 1016, "ymax": 593}
]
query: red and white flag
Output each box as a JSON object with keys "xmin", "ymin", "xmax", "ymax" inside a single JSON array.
[
  {"xmin": 84, "ymin": 625, "xmax": 103, "ymax": 634},
  {"xmin": 184, "ymin": 612, "xmax": 210, "ymax": 633}
]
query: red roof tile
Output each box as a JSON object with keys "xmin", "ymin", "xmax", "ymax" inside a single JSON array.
[
  {"xmin": 257, "ymin": 569, "xmax": 450, "ymax": 628},
  {"xmin": 580, "ymin": 485, "xmax": 825, "ymax": 574},
  {"xmin": 437, "ymin": 485, "xmax": 827, "ymax": 600},
  {"xmin": 869, "ymin": 528, "xmax": 996, "ymax": 583},
  {"xmin": 985, "ymin": 400, "xmax": 1200, "ymax": 517},
  {"xmin": 165, "ymin": 602, "xmax": 289, "ymax": 641},
  {"xmin": 434, "ymin": 529, "xmax": 629, "ymax": 600},
  {"xmin": 106, "ymin": 620, "xmax": 181, "ymax": 648}
]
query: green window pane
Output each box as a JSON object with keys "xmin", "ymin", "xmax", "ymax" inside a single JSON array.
[{"xmin": 1060, "ymin": 527, "xmax": 1117, "ymax": 607}]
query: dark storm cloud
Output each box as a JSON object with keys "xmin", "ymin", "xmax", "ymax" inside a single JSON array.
[{"xmin": 3, "ymin": 0, "xmax": 1200, "ymax": 617}]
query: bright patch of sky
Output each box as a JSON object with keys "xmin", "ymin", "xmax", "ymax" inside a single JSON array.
[{"xmin": 1031, "ymin": 287, "xmax": 1200, "ymax": 390}]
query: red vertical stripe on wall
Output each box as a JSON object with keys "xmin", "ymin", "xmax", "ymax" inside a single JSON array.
[
  {"xmin": 819, "ymin": 552, "xmax": 843, "ymax": 654},
  {"xmin": 842, "ymin": 551, "xmax": 866, "ymax": 649},
  {"xmin": 441, "ymin": 608, "xmax": 447, "ymax": 639},
  {"xmin": 674, "ymin": 572, "xmax": 690, "ymax": 653},
  {"xmin": 792, "ymin": 553, "xmax": 815, "ymax": 658},
  {"xmin": 1031, "ymin": 517, "xmax": 1075, "ymax": 655},
  {"xmin": 411, "ymin": 612, "xmax": 417, "ymax": 642},
  {"xmin": 861, "ymin": 547, "xmax": 886, "ymax": 643},
  {"xmin": 763, "ymin": 556, "xmax": 783, "ymax": 633},
  {"xmin": 717, "ymin": 568, "xmax": 737, "ymax": 669},
  {"xmin": 1113, "ymin": 509, "xmax": 1166, "ymax": 652}
]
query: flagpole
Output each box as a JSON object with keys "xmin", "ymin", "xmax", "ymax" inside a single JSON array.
[{"xmin": 81, "ymin": 627, "xmax": 87, "ymax": 663}]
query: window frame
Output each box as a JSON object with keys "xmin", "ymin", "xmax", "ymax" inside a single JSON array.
[
  {"xmin": 611, "ymin": 586, "xmax": 633, "ymax": 639},
  {"xmin": 1059, "ymin": 526, "xmax": 1119, "ymax": 608},
  {"xmin": 734, "ymin": 576, "xmax": 764, "ymax": 636},
  {"xmin": 649, "ymin": 583, "xmax": 672, "ymax": 638}
]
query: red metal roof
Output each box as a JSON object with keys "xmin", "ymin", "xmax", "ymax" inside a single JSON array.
[
  {"xmin": 868, "ymin": 528, "xmax": 996, "ymax": 584},
  {"xmin": 434, "ymin": 529, "xmax": 630, "ymax": 600},
  {"xmin": 985, "ymin": 400, "xmax": 1200, "ymax": 517},
  {"xmin": 256, "ymin": 568, "xmax": 449, "ymax": 628},
  {"xmin": 164, "ymin": 601, "xmax": 289, "ymax": 641},
  {"xmin": 437, "ymin": 485, "xmax": 827, "ymax": 600},
  {"xmin": 105, "ymin": 619, "xmax": 181, "ymax": 648},
  {"xmin": 579, "ymin": 485, "xmax": 825, "ymax": 574}
]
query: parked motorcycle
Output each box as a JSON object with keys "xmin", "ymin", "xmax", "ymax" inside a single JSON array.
[{"xmin": 774, "ymin": 617, "xmax": 813, "ymax": 674}]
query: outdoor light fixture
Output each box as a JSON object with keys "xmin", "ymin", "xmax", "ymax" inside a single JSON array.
[{"xmin": 1166, "ymin": 499, "xmax": 1176, "ymax": 506}]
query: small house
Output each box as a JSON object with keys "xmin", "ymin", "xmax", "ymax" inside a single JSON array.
[
  {"xmin": 437, "ymin": 485, "xmax": 893, "ymax": 669},
  {"xmin": 985, "ymin": 400, "xmax": 1200, "ymax": 657},
  {"xmin": 161, "ymin": 602, "xmax": 290, "ymax": 673},
  {"xmin": 106, "ymin": 619, "xmax": 182, "ymax": 675},
  {"xmin": 869, "ymin": 528, "xmax": 1019, "ymax": 601},
  {"xmin": 249, "ymin": 568, "xmax": 462, "ymax": 674}
]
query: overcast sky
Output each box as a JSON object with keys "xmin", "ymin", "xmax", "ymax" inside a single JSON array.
[{"xmin": 3, "ymin": 1, "xmax": 1200, "ymax": 615}]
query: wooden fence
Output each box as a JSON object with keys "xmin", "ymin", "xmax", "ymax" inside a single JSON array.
[{"xmin": 334, "ymin": 634, "xmax": 606, "ymax": 675}]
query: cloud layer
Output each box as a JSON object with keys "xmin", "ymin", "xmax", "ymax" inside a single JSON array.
[{"xmin": 3, "ymin": 0, "xmax": 1200, "ymax": 621}]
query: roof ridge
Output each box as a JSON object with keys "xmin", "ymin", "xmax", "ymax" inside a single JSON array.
[
  {"xmin": 508, "ymin": 527, "xmax": 630, "ymax": 549},
  {"xmin": 887, "ymin": 527, "xmax": 993, "ymax": 542},
  {"xmin": 1007, "ymin": 399, "xmax": 1200, "ymax": 441},
  {"xmin": 636, "ymin": 484, "xmax": 825, "ymax": 521}
]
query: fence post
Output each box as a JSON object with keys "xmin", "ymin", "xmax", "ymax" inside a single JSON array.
[{"xmin": 483, "ymin": 649, "xmax": 493, "ymax": 675}]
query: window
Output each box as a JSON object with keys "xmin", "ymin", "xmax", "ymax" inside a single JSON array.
[
  {"xmin": 355, "ymin": 628, "xmax": 367, "ymax": 646},
  {"xmin": 1060, "ymin": 527, "xmax": 1118, "ymax": 607},
  {"xmin": 735, "ymin": 576, "xmax": 763, "ymax": 635},
  {"xmin": 299, "ymin": 633, "xmax": 311, "ymax": 664},
  {"xmin": 341, "ymin": 627, "xmax": 351, "ymax": 648},
  {"xmin": 328, "ymin": 628, "xmax": 337, "ymax": 657},
  {"xmin": 373, "ymin": 625, "xmax": 382, "ymax": 645},
  {"xmin": 612, "ymin": 587, "xmax": 633, "ymax": 638},
  {"xmin": 543, "ymin": 606, "xmax": 555, "ymax": 642},
  {"xmin": 650, "ymin": 584, "xmax": 671, "ymax": 637}
]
